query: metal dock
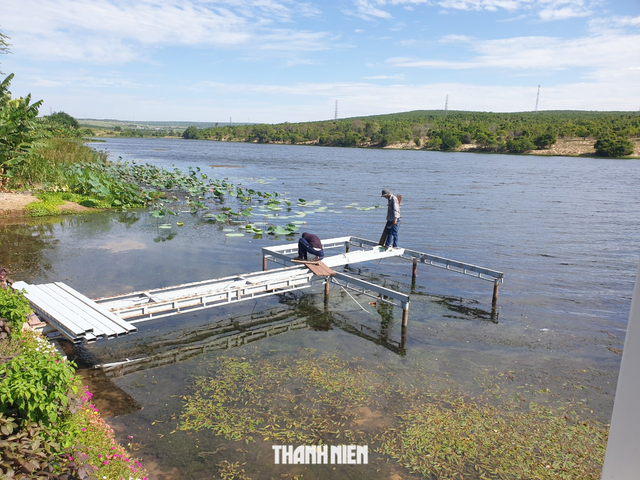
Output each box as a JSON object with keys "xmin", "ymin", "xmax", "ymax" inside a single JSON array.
[{"xmin": 14, "ymin": 236, "xmax": 503, "ymax": 344}]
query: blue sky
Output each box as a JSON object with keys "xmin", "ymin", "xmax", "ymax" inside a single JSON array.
[{"xmin": 1, "ymin": 0, "xmax": 639, "ymax": 123}]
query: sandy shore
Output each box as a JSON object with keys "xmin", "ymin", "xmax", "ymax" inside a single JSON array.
[{"xmin": 0, "ymin": 192, "xmax": 91, "ymax": 217}]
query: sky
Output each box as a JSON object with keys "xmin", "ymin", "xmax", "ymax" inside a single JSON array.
[{"xmin": 1, "ymin": 0, "xmax": 639, "ymax": 123}]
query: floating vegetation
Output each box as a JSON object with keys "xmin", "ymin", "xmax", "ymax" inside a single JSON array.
[
  {"xmin": 378, "ymin": 393, "xmax": 607, "ymax": 479},
  {"xmin": 180, "ymin": 350, "xmax": 378, "ymax": 445},
  {"xmin": 180, "ymin": 350, "xmax": 608, "ymax": 480},
  {"xmin": 71, "ymin": 159, "xmax": 386, "ymax": 238}
]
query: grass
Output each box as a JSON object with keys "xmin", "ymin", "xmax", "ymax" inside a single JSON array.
[
  {"xmin": 9, "ymin": 138, "xmax": 104, "ymax": 189},
  {"xmin": 180, "ymin": 349, "xmax": 608, "ymax": 480}
]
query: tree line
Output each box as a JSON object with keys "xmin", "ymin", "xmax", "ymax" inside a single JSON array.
[{"xmin": 183, "ymin": 110, "xmax": 638, "ymax": 158}]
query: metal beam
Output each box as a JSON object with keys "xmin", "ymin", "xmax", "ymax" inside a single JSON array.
[
  {"xmin": 331, "ymin": 272, "xmax": 410, "ymax": 308},
  {"xmin": 348, "ymin": 237, "xmax": 504, "ymax": 282},
  {"xmin": 95, "ymin": 266, "xmax": 318, "ymax": 323}
]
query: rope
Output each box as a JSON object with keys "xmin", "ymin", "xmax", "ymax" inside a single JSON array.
[{"xmin": 338, "ymin": 284, "xmax": 374, "ymax": 316}]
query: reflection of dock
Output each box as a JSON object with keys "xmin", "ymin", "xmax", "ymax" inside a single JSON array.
[
  {"xmin": 99, "ymin": 315, "xmax": 309, "ymax": 377},
  {"xmin": 14, "ymin": 236, "xmax": 503, "ymax": 344}
]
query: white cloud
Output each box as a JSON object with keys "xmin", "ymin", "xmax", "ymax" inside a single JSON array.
[
  {"xmin": 439, "ymin": 34, "xmax": 474, "ymax": 43},
  {"xmin": 364, "ymin": 74, "xmax": 406, "ymax": 79},
  {"xmin": 388, "ymin": 32, "xmax": 640, "ymax": 71},
  {"xmin": 348, "ymin": 0, "xmax": 601, "ymax": 21},
  {"xmin": 538, "ymin": 6, "xmax": 591, "ymax": 21},
  {"xmin": 346, "ymin": 0, "xmax": 394, "ymax": 20},
  {"xmin": 589, "ymin": 15, "xmax": 640, "ymax": 34},
  {"xmin": 2, "ymin": 0, "xmax": 330, "ymax": 63}
]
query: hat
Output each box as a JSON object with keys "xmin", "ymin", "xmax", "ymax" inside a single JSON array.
[{"xmin": 381, "ymin": 188, "xmax": 391, "ymax": 197}]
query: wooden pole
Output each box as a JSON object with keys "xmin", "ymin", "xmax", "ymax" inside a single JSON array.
[
  {"xmin": 400, "ymin": 322, "xmax": 407, "ymax": 351},
  {"xmin": 492, "ymin": 280, "xmax": 500, "ymax": 307},
  {"xmin": 262, "ymin": 256, "xmax": 267, "ymax": 271},
  {"xmin": 412, "ymin": 258, "xmax": 418, "ymax": 284},
  {"xmin": 324, "ymin": 280, "xmax": 330, "ymax": 312}
]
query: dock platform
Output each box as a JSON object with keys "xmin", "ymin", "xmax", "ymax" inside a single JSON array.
[{"xmin": 14, "ymin": 236, "xmax": 503, "ymax": 344}]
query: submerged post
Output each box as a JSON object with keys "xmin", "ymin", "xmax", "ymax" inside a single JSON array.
[
  {"xmin": 402, "ymin": 303, "xmax": 409, "ymax": 328},
  {"xmin": 262, "ymin": 256, "xmax": 268, "ymax": 271},
  {"xmin": 412, "ymin": 258, "xmax": 418, "ymax": 285},
  {"xmin": 324, "ymin": 281, "xmax": 330, "ymax": 312},
  {"xmin": 492, "ymin": 280, "xmax": 500, "ymax": 307}
]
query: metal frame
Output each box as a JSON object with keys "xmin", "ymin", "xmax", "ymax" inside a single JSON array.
[
  {"xmin": 262, "ymin": 235, "xmax": 503, "ymax": 283},
  {"xmin": 17, "ymin": 236, "xmax": 504, "ymax": 344},
  {"xmin": 94, "ymin": 265, "xmax": 318, "ymax": 324}
]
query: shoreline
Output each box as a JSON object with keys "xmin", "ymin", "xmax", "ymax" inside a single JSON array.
[{"xmin": 0, "ymin": 192, "xmax": 93, "ymax": 218}]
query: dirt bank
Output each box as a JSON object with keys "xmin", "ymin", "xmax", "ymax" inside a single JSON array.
[{"xmin": 0, "ymin": 192, "xmax": 92, "ymax": 217}]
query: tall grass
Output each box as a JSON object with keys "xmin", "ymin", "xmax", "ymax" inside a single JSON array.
[{"xmin": 9, "ymin": 138, "xmax": 106, "ymax": 189}]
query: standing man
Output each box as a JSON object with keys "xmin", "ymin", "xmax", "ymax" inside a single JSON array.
[{"xmin": 381, "ymin": 188, "xmax": 401, "ymax": 249}]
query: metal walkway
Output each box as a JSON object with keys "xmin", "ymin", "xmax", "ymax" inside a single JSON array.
[
  {"xmin": 12, "ymin": 281, "xmax": 137, "ymax": 343},
  {"xmin": 15, "ymin": 236, "xmax": 503, "ymax": 344},
  {"xmin": 94, "ymin": 265, "xmax": 319, "ymax": 324}
]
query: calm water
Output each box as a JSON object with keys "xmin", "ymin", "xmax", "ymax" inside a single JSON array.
[{"xmin": 2, "ymin": 138, "xmax": 639, "ymax": 479}]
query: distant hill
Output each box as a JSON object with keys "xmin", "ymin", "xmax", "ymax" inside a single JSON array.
[{"xmin": 78, "ymin": 119, "xmax": 253, "ymax": 129}]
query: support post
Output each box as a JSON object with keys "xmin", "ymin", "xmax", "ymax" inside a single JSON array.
[
  {"xmin": 402, "ymin": 303, "xmax": 409, "ymax": 328},
  {"xmin": 492, "ymin": 280, "xmax": 500, "ymax": 307},
  {"xmin": 324, "ymin": 280, "xmax": 330, "ymax": 302},
  {"xmin": 412, "ymin": 258, "xmax": 418, "ymax": 284},
  {"xmin": 262, "ymin": 256, "xmax": 267, "ymax": 272}
]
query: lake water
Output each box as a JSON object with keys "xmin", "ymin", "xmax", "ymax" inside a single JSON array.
[{"xmin": 2, "ymin": 137, "xmax": 639, "ymax": 479}]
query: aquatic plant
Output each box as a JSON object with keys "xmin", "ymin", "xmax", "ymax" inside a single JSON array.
[{"xmin": 179, "ymin": 349, "xmax": 608, "ymax": 479}]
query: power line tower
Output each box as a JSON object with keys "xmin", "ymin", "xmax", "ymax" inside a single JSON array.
[
  {"xmin": 334, "ymin": 100, "xmax": 338, "ymax": 120},
  {"xmin": 444, "ymin": 94, "xmax": 449, "ymax": 115},
  {"xmin": 535, "ymin": 85, "xmax": 540, "ymax": 113}
]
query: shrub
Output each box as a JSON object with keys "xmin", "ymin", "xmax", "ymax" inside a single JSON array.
[
  {"xmin": 0, "ymin": 288, "xmax": 31, "ymax": 337},
  {"xmin": 506, "ymin": 136, "xmax": 535, "ymax": 153},
  {"xmin": 534, "ymin": 132, "xmax": 557, "ymax": 149},
  {"xmin": 0, "ymin": 330, "xmax": 80, "ymax": 425},
  {"xmin": 594, "ymin": 137, "xmax": 635, "ymax": 157}
]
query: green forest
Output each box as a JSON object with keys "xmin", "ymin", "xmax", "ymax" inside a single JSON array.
[{"xmin": 182, "ymin": 110, "xmax": 639, "ymax": 157}]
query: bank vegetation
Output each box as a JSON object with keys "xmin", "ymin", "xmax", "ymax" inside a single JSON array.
[{"xmin": 182, "ymin": 110, "xmax": 639, "ymax": 158}]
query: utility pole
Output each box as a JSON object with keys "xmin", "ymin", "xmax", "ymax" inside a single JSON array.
[{"xmin": 535, "ymin": 85, "xmax": 540, "ymax": 113}]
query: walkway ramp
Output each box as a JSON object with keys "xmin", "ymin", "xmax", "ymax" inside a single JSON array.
[
  {"xmin": 12, "ymin": 281, "xmax": 137, "ymax": 343},
  {"xmin": 94, "ymin": 265, "xmax": 316, "ymax": 324}
]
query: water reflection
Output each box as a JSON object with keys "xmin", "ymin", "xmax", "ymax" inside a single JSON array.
[
  {"xmin": 0, "ymin": 218, "xmax": 59, "ymax": 279},
  {"xmin": 93, "ymin": 287, "xmax": 412, "ymax": 377}
]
